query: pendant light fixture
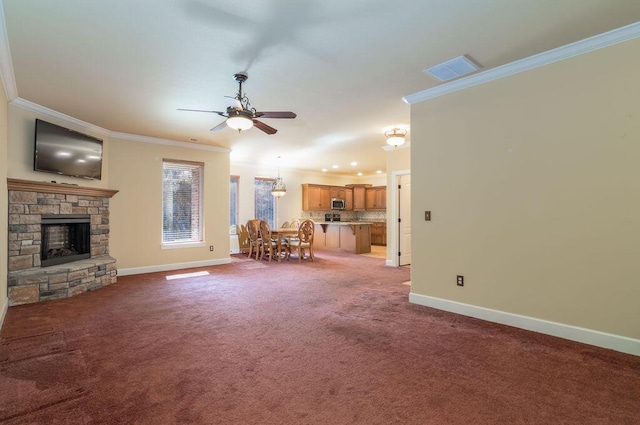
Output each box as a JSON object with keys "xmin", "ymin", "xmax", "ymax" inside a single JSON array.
[
  {"xmin": 385, "ymin": 128, "xmax": 407, "ymax": 147},
  {"xmin": 271, "ymin": 156, "xmax": 286, "ymax": 198}
]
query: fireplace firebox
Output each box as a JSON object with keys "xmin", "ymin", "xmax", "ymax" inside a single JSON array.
[{"xmin": 40, "ymin": 214, "xmax": 91, "ymax": 267}]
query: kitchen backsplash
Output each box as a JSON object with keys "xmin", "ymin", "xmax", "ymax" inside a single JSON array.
[{"xmin": 299, "ymin": 210, "xmax": 386, "ymax": 222}]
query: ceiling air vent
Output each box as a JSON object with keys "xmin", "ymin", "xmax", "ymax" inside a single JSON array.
[{"xmin": 424, "ymin": 55, "xmax": 480, "ymax": 82}]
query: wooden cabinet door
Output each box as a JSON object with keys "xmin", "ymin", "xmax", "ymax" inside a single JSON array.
[
  {"xmin": 365, "ymin": 186, "xmax": 386, "ymax": 210},
  {"xmin": 303, "ymin": 185, "xmax": 331, "ymax": 210},
  {"xmin": 352, "ymin": 186, "xmax": 366, "ymax": 211},
  {"xmin": 344, "ymin": 187, "xmax": 353, "ymax": 210},
  {"xmin": 310, "ymin": 186, "xmax": 331, "ymax": 210}
]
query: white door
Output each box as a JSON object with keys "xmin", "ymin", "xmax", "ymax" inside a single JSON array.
[{"xmin": 399, "ymin": 174, "xmax": 411, "ymax": 266}]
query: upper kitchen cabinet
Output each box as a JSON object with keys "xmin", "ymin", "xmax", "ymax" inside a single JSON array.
[
  {"xmin": 365, "ymin": 186, "xmax": 386, "ymax": 210},
  {"xmin": 302, "ymin": 184, "xmax": 331, "ymax": 210},
  {"xmin": 346, "ymin": 184, "xmax": 371, "ymax": 211}
]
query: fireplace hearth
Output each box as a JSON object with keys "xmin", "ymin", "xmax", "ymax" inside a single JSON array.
[{"xmin": 41, "ymin": 214, "xmax": 91, "ymax": 267}]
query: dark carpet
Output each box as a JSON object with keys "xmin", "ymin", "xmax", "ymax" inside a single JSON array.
[{"xmin": 1, "ymin": 250, "xmax": 638, "ymax": 424}]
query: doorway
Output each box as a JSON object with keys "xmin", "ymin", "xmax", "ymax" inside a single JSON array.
[
  {"xmin": 398, "ymin": 174, "xmax": 411, "ymax": 266},
  {"xmin": 388, "ymin": 169, "xmax": 411, "ymax": 267}
]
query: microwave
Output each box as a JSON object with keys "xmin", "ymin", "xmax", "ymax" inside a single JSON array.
[{"xmin": 331, "ymin": 198, "xmax": 346, "ymax": 210}]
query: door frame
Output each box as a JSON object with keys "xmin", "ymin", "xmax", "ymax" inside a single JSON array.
[{"xmin": 387, "ymin": 169, "xmax": 411, "ymax": 267}]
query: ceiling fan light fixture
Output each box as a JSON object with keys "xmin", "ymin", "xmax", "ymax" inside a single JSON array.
[
  {"xmin": 226, "ymin": 114, "xmax": 253, "ymax": 132},
  {"xmin": 385, "ymin": 128, "xmax": 407, "ymax": 147}
]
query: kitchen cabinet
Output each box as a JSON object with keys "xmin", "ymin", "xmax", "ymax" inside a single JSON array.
[
  {"xmin": 365, "ymin": 186, "xmax": 386, "ymax": 210},
  {"xmin": 302, "ymin": 184, "xmax": 331, "ymax": 210},
  {"xmin": 302, "ymin": 184, "xmax": 353, "ymax": 211},
  {"xmin": 344, "ymin": 187, "xmax": 353, "ymax": 210},
  {"xmin": 346, "ymin": 184, "xmax": 370, "ymax": 211},
  {"xmin": 371, "ymin": 222, "xmax": 387, "ymax": 246},
  {"xmin": 314, "ymin": 222, "xmax": 371, "ymax": 254}
]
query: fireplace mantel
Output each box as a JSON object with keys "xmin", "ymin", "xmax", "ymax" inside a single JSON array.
[{"xmin": 7, "ymin": 178, "xmax": 119, "ymax": 198}]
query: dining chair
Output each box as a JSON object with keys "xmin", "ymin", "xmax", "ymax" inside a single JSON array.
[
  {"xmin": 259, "ymin": 220, "xmax": 281, "ymax": 262},
  {"xmin": 281, "ymin": 221, "xmax": 290, "ymax": 229},
  {"xmin": 289, "ymin": 219, "xmax": 315, "ymax": 262},
  {"xmin": 238, "ymin": 224, "xmax": 250, "ymax": 254},
  {"xmin": 246, "ymin": 219, "xmax": 262, "ymax": 260}
]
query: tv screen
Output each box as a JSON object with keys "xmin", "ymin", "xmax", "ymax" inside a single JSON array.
[{"xmin": 34, "ymin": 119, "xmax": 103, "ymax": 180}]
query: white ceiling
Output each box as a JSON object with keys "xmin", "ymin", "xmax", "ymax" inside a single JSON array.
[{"xmin": 2, "ymin": 0, "xmax": 640, "ymax": 176}]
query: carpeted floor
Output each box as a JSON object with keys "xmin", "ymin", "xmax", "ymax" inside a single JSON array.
[{"xmin": 1, "ymin": 249, "xmax": 639, "ymax": 424}]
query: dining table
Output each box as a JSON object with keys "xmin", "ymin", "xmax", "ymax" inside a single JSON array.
[{"xmin": 270, "ymin": 227, "xmax": 299, "ymax": 262}]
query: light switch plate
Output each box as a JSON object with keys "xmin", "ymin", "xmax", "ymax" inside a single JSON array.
[{"xmin": 425, "ymin": 211, "xmax": 431, "ymax": 221}]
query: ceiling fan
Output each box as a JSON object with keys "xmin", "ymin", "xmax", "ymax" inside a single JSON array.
[{"xmin": 178, "ymin": 72, "xmax": 296, "ymax": 135}]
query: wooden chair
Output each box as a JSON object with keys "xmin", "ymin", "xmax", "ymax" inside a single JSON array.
[
  {"xmin": 246, "ymin": 219, "xmax": 262, "ymax": 260},
  {"xmin": 289, "ymin": 219, "xmax": 315, "ymax": 262},
  {"xmin": 237, "ymin": 224, "xmax": 250, "ymax": 254},
  {"xmin": 259, "ymin": 220, "xmax": 283, "ymax": 262}
]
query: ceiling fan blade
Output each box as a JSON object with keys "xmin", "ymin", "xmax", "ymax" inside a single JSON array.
[
  {"xmin": 224, "ymin": 96, "xmax": 243, "ymax": 110},
  {"xmin": 254, "ymin": 111, "xmax": 297, "ymax": 119},
  {"xmin": 253, "ymin": 119, "xmax": 277, "ymax": 135},
  {"xmin": 178, "ymin": 108, "xmax": 227, "ymax": 117},
  {"xmin": 210, "ymin": 121, "xmax": 228, "ymax": 131}
]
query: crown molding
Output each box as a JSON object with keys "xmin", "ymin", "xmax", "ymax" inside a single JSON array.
[
  {"xmin": 403, "ymin": 21, "xmax": 640, "ymax": 105},
  {"xmin": 109, "ymin": 132, "xmax": 230, "ymax": 153},
  {"xmin": 10, "ymin": 97, "xmax": 229, "ymax": 153},
  {"xmin": 10, "ymin": 97, "xmax": 111, "ymax": 136},
  {"xmin": 0, "ymin": 1, "xmax": 18, "ymax": 100}
]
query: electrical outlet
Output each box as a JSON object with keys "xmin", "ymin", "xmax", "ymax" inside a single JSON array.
[
  {"xmin": 425, "ymin": 211, "xmax": 431, "ymax": 221},
  {"xmin": 456, "ymin": 275, "xmax": 464, "ymax": 286},
  {"xmin": 209, "ymin": 245, "xmax": 214, "ymax": 251}
]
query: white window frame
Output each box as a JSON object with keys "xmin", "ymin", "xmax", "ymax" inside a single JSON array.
[{"xmin": 161, "ymin": 159, "xmax": 205, "ymax": 248}]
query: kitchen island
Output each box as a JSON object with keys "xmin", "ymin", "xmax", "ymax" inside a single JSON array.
[{"xmin": 313, "ymin": 222, "xmax": 372, "ymax": 254}]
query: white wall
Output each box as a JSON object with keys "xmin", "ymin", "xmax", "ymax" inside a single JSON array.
[{"xmin": 0, "ymin": 81, "xmax": 8, "ymax": 329}]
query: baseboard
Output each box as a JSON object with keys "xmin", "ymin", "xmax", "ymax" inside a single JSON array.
[
  {"xmin": 409, "ymin": 293, "xmax": 640, "ymax": 357},
  {"xmin": 117, "ymin": 258, "xmax": 232, "ymax": 276},
  {"xmin": 0, "ymin": 297, "xmax": 8, "ymax": 332}
]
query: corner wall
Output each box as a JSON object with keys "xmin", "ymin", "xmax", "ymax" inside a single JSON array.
[
  {"xmin": 0, "ymin": 81, "xmax": 8, "ymax": 328},
  {"xmin": 410, "ymin": 38, "xmax": 640, "ymax": 347}
]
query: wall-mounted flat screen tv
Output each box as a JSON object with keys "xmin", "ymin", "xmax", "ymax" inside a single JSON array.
[{"xmin": 34, "ymin": 119, "xmax": 103, "ymax": 180}]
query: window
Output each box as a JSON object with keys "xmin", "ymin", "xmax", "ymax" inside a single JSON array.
[
  {"xmin": 162, "ymin": 160, "xmax": 204, "ymax": 245},
  {"xmin": 230, "ymin": 175, "xmax": 239, "ymax": 232},
  {"xmin": 254, "ymin": 177, "xmax": 275, "ymax": 228}
]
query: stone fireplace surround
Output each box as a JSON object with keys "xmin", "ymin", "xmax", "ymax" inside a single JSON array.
[{"xmin": 7, "ymin": 178, "xmax": 119, "ymax": 306}]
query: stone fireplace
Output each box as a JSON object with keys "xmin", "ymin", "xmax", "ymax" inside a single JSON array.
[{"xmin": 7, "ymin": 179, "xmax": 119, "ymax": 305}]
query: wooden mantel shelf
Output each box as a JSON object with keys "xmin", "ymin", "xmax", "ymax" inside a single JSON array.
[{"xmin": 7, "ymin": 178, "xmax": 119, "ymax": 198}]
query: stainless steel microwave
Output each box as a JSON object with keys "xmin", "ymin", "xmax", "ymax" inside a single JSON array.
[{"xmin": 331, "ymin": 198, "xmax": 346, "ymax": 210}]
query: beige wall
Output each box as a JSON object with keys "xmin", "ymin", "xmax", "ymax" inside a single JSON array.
[
  {"xmin": 410, "ymin": 38, "xmax": 640, "ymax": 339},
  {"xmin": 0, "ymin": 86, "xmax": 8, "ymax": 325},
  {"xmin": 7, "ymin": 104, "xmax": 110, "ymax": 187},
  {"xmin": 109, "ymin": 137, "xmax": 230, "ymax": 270},
  {"xmin": 231, "ymin": 162, "xmax": 385, "ymax": 227}
]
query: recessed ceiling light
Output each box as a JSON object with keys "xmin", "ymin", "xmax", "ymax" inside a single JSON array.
[
  {"xmin": 321, "ymin": 168, "xmax": 327, "ymax": 172},
  {"xmin": 332, "ymin": 165, "xmax": 339, "ymax": 169},
  {"xmin": 357, "ymin": 172, "xmax": 363, "ymax": 176},
  {"xmin": 376, "ymin": 170, "xmax": 382, "ymax": 174},
  {"xmin": 350, "ymin": 161, "xmax": 358, "ymax": 166}
]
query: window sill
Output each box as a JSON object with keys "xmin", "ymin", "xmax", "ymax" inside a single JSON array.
[{"xmin": 161, "ymin": 242, "xmax": 206, "ymax": 250}]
